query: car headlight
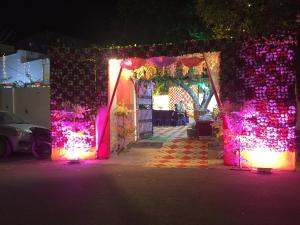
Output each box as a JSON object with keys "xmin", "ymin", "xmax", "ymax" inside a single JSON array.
[{"xmin": 15, "ymin": 128, "xmax": 32, "ymax": 137}]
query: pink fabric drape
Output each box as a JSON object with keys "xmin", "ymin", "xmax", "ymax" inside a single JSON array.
[
  {"xmin": 121, "ymin": 58, "xmax": 146, "ymax": 70},
  {"xmin": 147, "ymin": 56, "xmax": 176, "ymax": 67},
  {"xmin": 180, "ymin": 57, "xmax": 204, "ymax": 67}
]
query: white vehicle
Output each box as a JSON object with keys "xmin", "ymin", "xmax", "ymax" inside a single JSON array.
[{"xmin": 0, "ymin": 111, "xmax": 51, "ymax": 159}]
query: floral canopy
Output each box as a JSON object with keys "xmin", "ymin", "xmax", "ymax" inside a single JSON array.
[
  {"xmin": 121, "ymin": 56, "xmax": 205, "ymax": 71},
  {"xmin": 119, "ymin": 55, "xmax": 210, "ymax": 81}
]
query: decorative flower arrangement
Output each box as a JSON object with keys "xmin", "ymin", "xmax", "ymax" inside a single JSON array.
[
  {"xmin": 114, "ymin": 101, "xmax": 132, "ymax": 116},
  {"xmin": 211, "ymin": 107, "xmax": 223, "ymax": 139},
  {"xmin": 211, "ymin": 120, "xmax": 223, "ymax": 139},
  {"xmin": 112, "ymin": 101, "xmax": 135, "ymax": 153},
  {"xmin": 212, "ymin": 107, "xmax": 220, "ymax": 120},
  {"xmin": 132, "ymin": 64, "xmax": 157, "ymax": 80}
]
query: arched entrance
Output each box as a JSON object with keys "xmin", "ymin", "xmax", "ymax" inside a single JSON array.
[
  {"xmin": 49, "ymin": 33, "xmax": 297, "ymax": 171},
  {"xmin": 104, "ymin": 52, "xmax": 222, "ymax": 168}
]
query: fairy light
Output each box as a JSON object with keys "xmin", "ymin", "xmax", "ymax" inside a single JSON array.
[
  {"xmin": 26, "ymin": 62, "xmax": 32, "ymax": 83},
  {"xmin": 17, "ymin": 58, "xmax": 20, "ymax": 78},
  {"xmin": 2, "ymin": 54, "xmax": 7, "ymax": 81},
  {"xmin": 23, "ymin": 61, "xmax": 26, "ymax": 83}
]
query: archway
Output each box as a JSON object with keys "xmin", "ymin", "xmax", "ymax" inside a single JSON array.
[
  {"xmin": 104, "ymin": 52, "xmax": 222, "ymax": 168},
  {"xmin": 49, "ymin": 33, "xmax": 297, "ymax": 171}
]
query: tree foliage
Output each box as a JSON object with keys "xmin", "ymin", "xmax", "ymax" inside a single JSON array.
[
  {"xmin": 152, "ymin": 66, "xmax": 212, "ymax": 111},
  {"xmin": 108, "ymin": 0, "xmax": 209, "ymax": 45},
  {"xmin": 197, "ymin": 0, "xmax": 300, "ymax": 39}
]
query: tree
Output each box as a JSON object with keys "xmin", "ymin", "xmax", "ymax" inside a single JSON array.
[
  {"xmin": 108, "ymin": 0, "xmax": 209, "ymax": 45},
  {"xmin": 197, "ymin": 0, "xmax": 300, "ymax": 39},
  {"xmin": 173, "ymin": 78, "xmax": 201, "ymax": 111},
  {"xmin": 153, "ymin": 66, "xmax": 212, "ymax": 112},
  {"xmin": 174, "ymin": 78, "xmax": 213, "ymax": 112}
]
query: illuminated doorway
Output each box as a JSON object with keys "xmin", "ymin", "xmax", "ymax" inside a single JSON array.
[{"xmin": 107, "ymin": 52, "xmax": 222, "ymax": 159}]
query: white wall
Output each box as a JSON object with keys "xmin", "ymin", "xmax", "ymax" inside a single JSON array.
[
  {"xmin": 0, "ymin": 87, "xmax": 50, "ymax": 128},
  {"xmin": 207, "ymin": 95, "xmax": 217, "ymax": 112},
  {"xmin": 0, "ymin": 88, "xmax": 14, "ymax": 113},
  {"xmin": 108, "ymin": 59, "xmax": 122, "ymax": 151},
  {"xmin": 0, "ymin": 49, "xmax": 50, "ymax": 128},
  {"xmin": 153, "ymin": 95, "xmax": 169, "ymax": 110}
]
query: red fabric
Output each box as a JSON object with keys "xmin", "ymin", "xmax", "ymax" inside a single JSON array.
[
  {"xmin": 180, "ymin": 57, "xmax": 204, "ymax": 67},
  {"xmin": 96, "ymin": 106, "xmax": 109, "ymax": 159},
  {"xmin": 147, "ymin": 56, "xmax": 176, "ymax": 67},
  {"xmin": 121, "ymin": 58, "xmax": 146, "ymax": 70},
  {"xmin": 117, "ymin": 78, "xmax": 133, "ymax": 105},
  {"xmin": 98, "ymin": 120, "xmax": 110, "ymax": 159}
]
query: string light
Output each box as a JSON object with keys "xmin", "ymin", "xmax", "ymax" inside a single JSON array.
[{"xmin": 2, "ymin": 54, "xmax": 7, "ymax": 81}]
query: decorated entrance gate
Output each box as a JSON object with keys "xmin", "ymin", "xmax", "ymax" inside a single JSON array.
[{"xmin": 49, "ymin": 33, "xmax": 297, "ymax": 171}]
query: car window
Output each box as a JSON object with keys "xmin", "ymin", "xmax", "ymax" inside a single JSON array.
[{"xmin": 0, "ymin": 112, "xmax": 27, "ymax": 124}]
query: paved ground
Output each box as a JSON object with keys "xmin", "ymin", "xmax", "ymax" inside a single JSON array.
[{"xmin": 1, "ymin": 149, "xmax": 300, "ymax": 225}]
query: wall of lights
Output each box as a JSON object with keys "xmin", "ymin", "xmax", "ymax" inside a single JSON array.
[
  {"xmin": 49, "ymin": 35, "xmax": 296, "ymax": 166},
  {"xmin": 50, "ymin": 48, "xmax": 107, "ymax": 160},
  {"xmin": 223, "ymin": 32, "xmax": 297, "ymax": 170}
]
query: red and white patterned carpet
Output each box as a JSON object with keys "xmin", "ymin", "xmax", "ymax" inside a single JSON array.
[{"xmin": 145, "ymin": 126, "xmax": 209, "ymax": 168}]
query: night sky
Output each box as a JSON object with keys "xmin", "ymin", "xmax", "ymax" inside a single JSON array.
[
  {"xmin": 2, "ymin": 1, "xmax": 118, "ymax": 44},
  {"xmin": 2, "ymin": 0, "xmax": 204, "ymax": 46}
]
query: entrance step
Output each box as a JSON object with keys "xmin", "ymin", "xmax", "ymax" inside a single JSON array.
[{"xmin": 128, "ymin": 141, "xmax": 163, "ymax": 149}]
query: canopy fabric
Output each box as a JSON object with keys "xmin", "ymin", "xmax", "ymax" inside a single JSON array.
[
  {"xmin": 121, "ymin": 58, "xmax": 146, "ymax": 70},
  {"xmin": 180, "ymin": 57, "xmax": 204, "ymax": 67},
  {"xmin": 147, "ymin": 56, "xmax": 176, "ymax": 68},
  {"xmin": 120, "ymin": 56, "xmax": 204, "ymax": 70}
]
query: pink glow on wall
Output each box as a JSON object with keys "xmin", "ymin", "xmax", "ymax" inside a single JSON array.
[
  {"xmin": 63, "ymin": 129, "xmax": 93, "ymax": 160},
  {"xmin": 96, "ymin": 59, "xmax": 123, "ymax": 159},
  {"xmin": 96, "ymin": 106, "xmax": 109, "ymax": 159},
  {"xmin": 51, "ymin": 109, "xmax": 97, "ymax": 160},
  {"xmin": 223, "ymin": 33, "xmax": 296, "ymax": 170},
  {"xmin": 50, "ymin": 48, "xmax": 104, "ymax": 161}
]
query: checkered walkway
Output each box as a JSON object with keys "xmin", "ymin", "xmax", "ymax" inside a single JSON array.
[
  {"xmin": 145, "ymin": 126, "xmax": 188, "ymax": 141},
  {"xmin": 145, "ymin": 137, "xmax": 208, "ymax": 169}
]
